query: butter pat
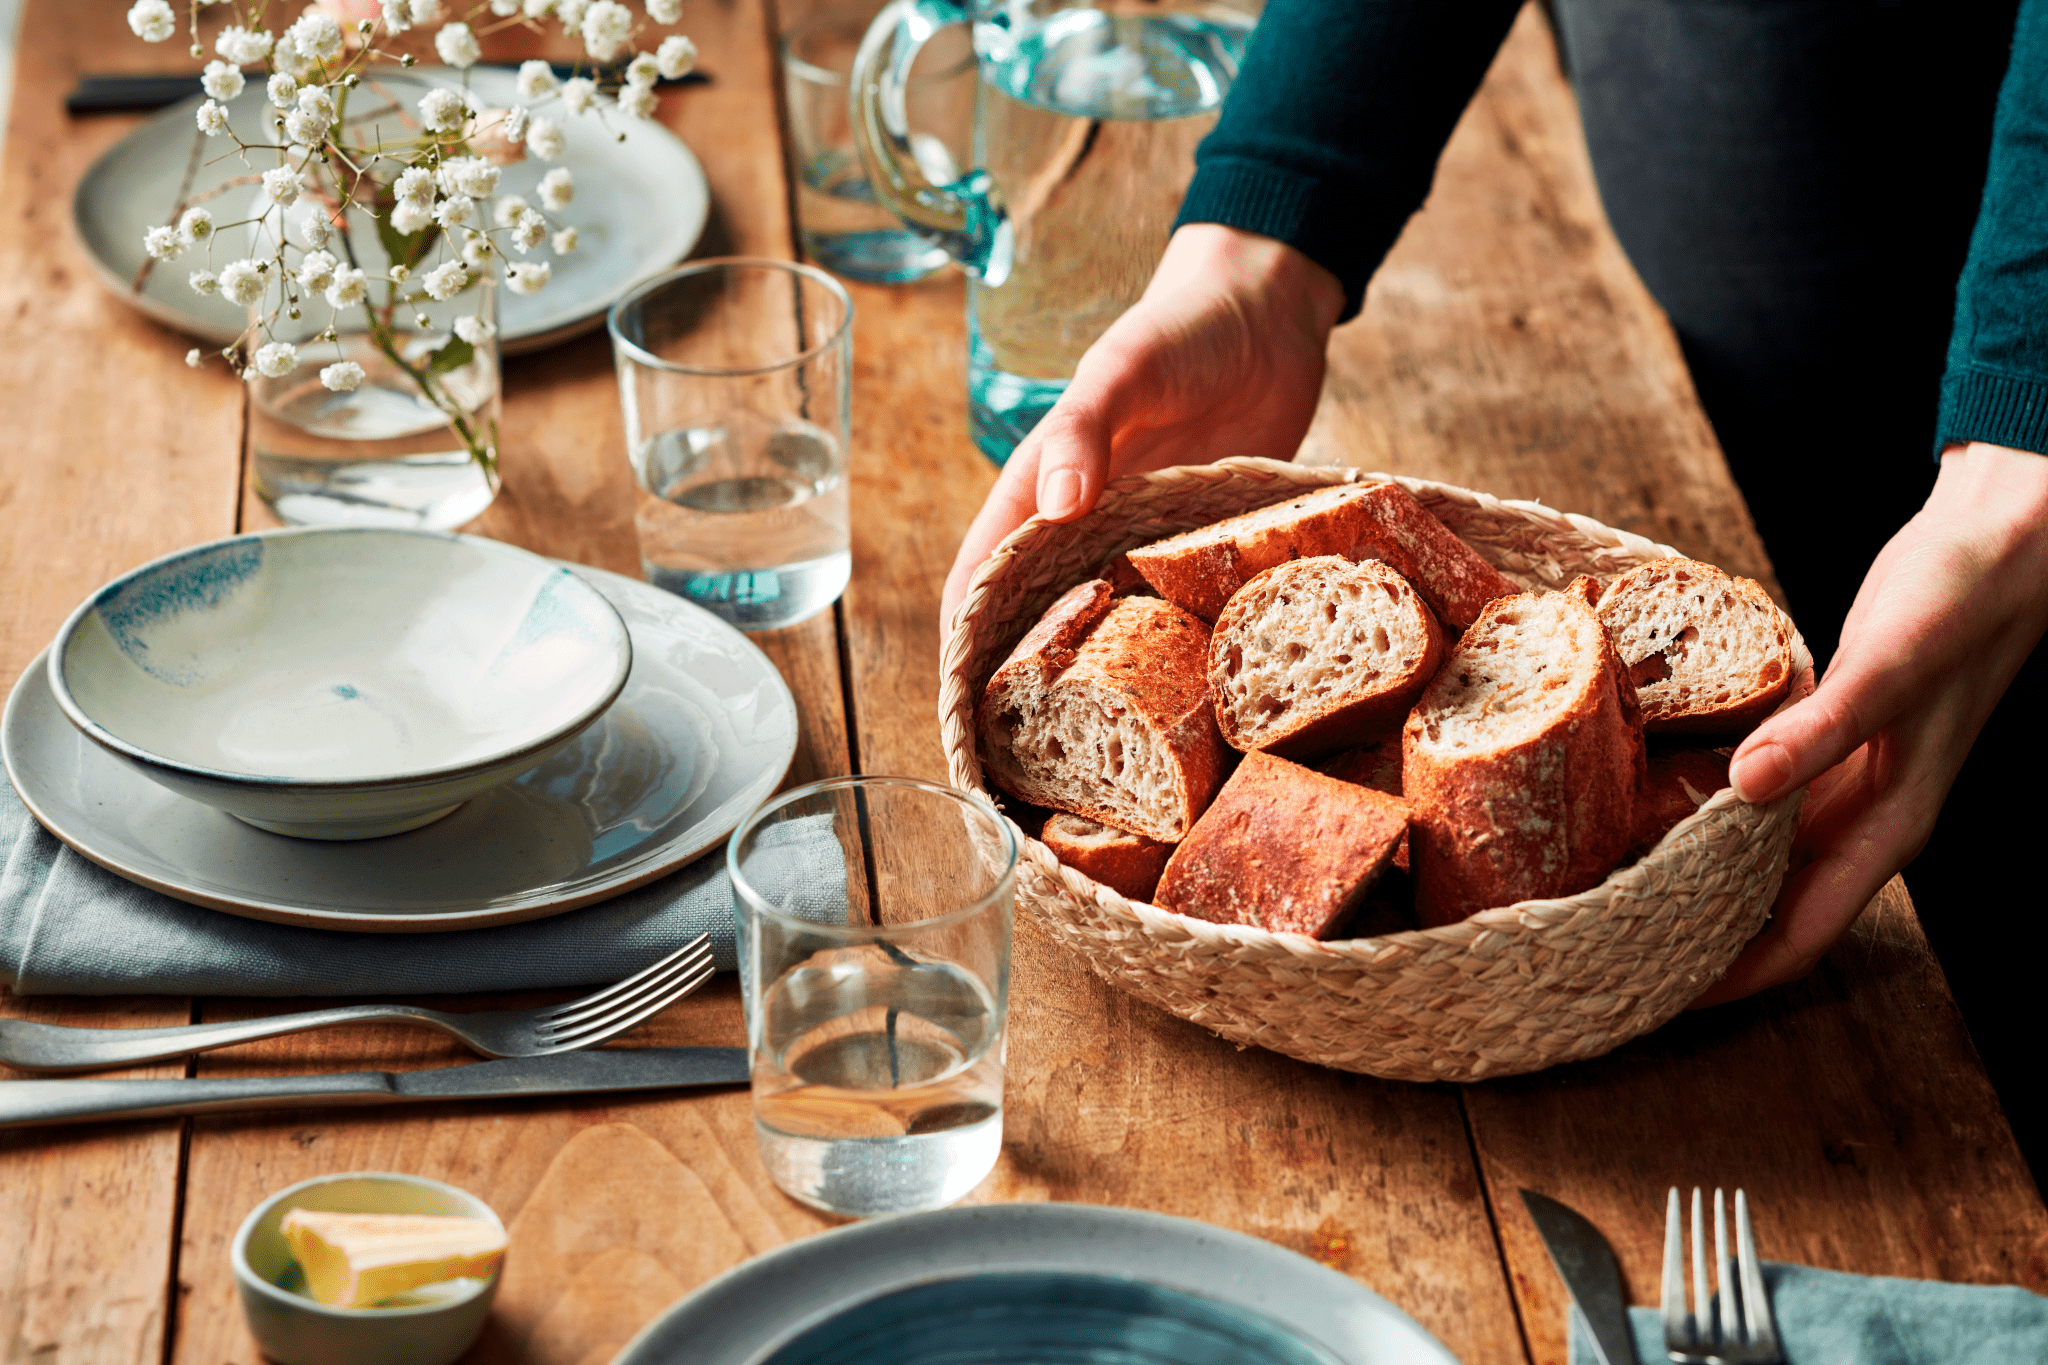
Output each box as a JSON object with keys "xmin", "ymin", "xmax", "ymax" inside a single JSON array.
[{"xmin": 279, "ymin": 1209, "xmax": 507, "ymax": 1309}]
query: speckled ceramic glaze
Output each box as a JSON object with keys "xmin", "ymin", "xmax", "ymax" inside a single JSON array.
[
  {"xmin": 233, "ymin": 1172, "xmax": 502, "ymax": 1365},
  {"xmin": 48, "ymin": 528, "xmax": 632, "ymax": 840}
]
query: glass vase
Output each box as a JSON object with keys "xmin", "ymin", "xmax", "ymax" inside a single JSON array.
[{"xmin": 248, "ymin": 273, "xmax": 501, "ymax": 531}]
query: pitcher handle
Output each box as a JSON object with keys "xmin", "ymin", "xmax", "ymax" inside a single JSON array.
[{"xmin": 850, "ymin": 0, "xmax": 1007, "ymax": 279}]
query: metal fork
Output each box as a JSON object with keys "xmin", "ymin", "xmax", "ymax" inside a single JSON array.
[
  {"xmin": 1662, "ymin": 1187, "xmax": 1783, "ymax": 1365},
  {"xmin": 0, "ymin": 934, "xmax": 717, "ymax": 1073}
]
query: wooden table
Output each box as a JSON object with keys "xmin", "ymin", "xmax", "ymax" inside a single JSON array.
[{"xmin": 4, "ymin": 4, "xmax": 2044, "ymax": 1363}]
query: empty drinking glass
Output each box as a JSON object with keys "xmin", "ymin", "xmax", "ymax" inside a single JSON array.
[{"xmin": 608, "ymin": 259, "xmax": 853, "ymax": 631}]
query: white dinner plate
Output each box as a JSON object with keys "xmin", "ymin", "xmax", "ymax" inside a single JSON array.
[
  {"xmin": 72, "ymin": 66, "xmax": 709, "ymax": 355},
  {"xmin": 613, "ymin": 1203, "xmax": 1463, "ymax": 1365},
  {"xmin": 1, "ymin": 564, "xmax": 797, "ymax": 932}
]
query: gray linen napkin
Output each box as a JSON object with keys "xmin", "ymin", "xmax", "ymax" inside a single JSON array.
[
  {"xmin": 1568, "ymin": 1261, "xmax": 2048, "ymax": 1365},
  {"xmin": 1, "ymin": 778, "xmax": 841, "ymax": 997}
]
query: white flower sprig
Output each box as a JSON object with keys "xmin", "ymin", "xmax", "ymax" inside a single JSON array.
[{"xmin": 130, "ymin": 0, "xmax": 698, "ymax": 473}]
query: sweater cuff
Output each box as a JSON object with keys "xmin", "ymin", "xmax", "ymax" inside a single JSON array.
[
  {"xmin": 1936, "ymin": 366, "xmax": 2048, "ymax": 458},
  {"xmin": 1176, "ymin": 158, "xmax": 1394, "ymax": 324}
]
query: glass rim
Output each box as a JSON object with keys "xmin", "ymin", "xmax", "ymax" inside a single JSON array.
[
  {"xmin": 780, "ymin": 12, "xmax": 979, "ymax": 86},
  {"xmin": 727, "ymin": 774, "xmax": 1020, "ymax": 935},
  {"xmin": 605, "ymin": 257, "xmax": 854, "ymax": 378}
]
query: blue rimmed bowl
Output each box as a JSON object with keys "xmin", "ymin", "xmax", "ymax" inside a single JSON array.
[{"xmin": 48, "ymin": 527, "xmax": 632, "ymax": 840}]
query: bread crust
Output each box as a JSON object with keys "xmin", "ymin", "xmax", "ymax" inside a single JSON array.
[
  {"xmin": 1632, "ymin": 746, "xmax": 1731, "ymax": 852},
  {"xmin": 1403, "ymin": 592, "xmax": 1645, "ymax": 926},
  {"xmin": 1595, "ymin": 557, "xmax": 1793, "ymax": 735},
  {"xmin": 1319, "ymin": 733, "xmax": 1408, "ymax": 872},
  {"xmin": 977, "ymin": 583, "xmax": 1231, "ymax": 841},
  {"xmin": 1156, "ymin": 752, "xmax": 1409, "ymax": 938},
  {"xmin": 1041, "ymin": 812, "xmax": 1174, "ymax": 902},
  {"xmin": 1209, "ymin": 556, "xmax": 1444, "ymax": 760}
]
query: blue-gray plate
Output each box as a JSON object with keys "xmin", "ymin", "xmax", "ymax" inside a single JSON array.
[{"xmin": 612, "ymin": 1203, "xmax": 1462, "ymax": 1365}]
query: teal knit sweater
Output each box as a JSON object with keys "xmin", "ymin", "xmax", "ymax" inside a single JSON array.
[{"xmin": 1176, "ymin": 0, "xmax": 2048, "ymax": 459}]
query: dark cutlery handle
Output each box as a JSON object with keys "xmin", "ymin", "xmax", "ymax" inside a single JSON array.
[
  {"xmin": 66, "ymin": 66, "xmax": 710, "ymax": 115},
  {"xmin": 0, "ymin": 1073, "xmax": 401, "ymax": 1128}
]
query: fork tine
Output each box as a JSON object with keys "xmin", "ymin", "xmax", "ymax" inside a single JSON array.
[
  {"xmin": 1736, "ymin": 1190, "xmax": 1780, "ymax": 1355},
  {"xmin": 548, "ymin": 934, "xmax": 714, "ymax": 1020},
  {"xmin": 1714, "ymin": 1188, "xmax": 1731, "ymax": 1343},
  {"xmin": 1690, "ymin": 1187, "xmax": 1711, "ymax": 1349},
  {"xmin": 539, "ymin": 958, "xmax": 718, "ymax": 1049},
  {"xmin": 541, "ymin": 945, "xmax": 715, "ymax": 1037},
  {"xmin": 1662, "ymin": 1187, "xmax": 1691, "ymax": 1351}
]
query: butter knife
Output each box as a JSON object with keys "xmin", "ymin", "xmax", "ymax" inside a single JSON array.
[
  {"xmin": 1521, "ymin": 1189, "xmax": 1640, "ymax": 1365},
  {"xmin": 0, "ymin": 1046, "xmax": 748, "ymax": 1129}
]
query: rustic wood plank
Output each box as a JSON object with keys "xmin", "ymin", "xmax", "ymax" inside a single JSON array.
[
  {"xmin": 1302, "ymin": 5, "xmax": 1780, "ymax": 601},
  {"xmin": 1474, "ymin": 878, "xmax": 2048, "ymax": 1365}
]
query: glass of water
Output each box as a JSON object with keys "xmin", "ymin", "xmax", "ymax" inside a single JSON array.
[
  {"xmin": 782, "ymin": 7, "xmax": 971, "ymax": 283},
  {"xmin": 608, "ymin": 259, "xmax": 853, "ymax": 631},
  {"xmin": 729, "ymin": 776, "xmax": 1017, "ymax": 1218}
]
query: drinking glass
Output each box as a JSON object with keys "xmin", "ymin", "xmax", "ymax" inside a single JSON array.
[
  {"xmin": 781, "ymin": 6, "xmax": 972, "ymax": 283},
  {"xmin": 608, "ymin": 259, "xmax": 853, "ymax": 631},
  {"xmin": 729, "ymin": 776, "xmax": 1017, "ymax": 1218}
]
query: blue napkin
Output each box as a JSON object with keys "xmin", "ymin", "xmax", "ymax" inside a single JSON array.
[
  {"xmin": 1567, "ymin": 1261, "xmax": 2048, "ymax": 1365},
  {"xmin": 1, "ymin": 778, "xmax": 842, "ymax": 997}
]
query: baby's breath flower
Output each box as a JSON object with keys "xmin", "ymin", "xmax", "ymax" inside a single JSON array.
[
  {"xmin": 380, "ymin": 0, "xmax": 413, "ymax": 33},
  {"xmin": 441, "ymin": 156, "xmax": 501, "ymax": 198},
  {"xmin": 296, "ymin": 250, "xmax": 339, "ymax": 293},
  {"xmin": 538, "ymin": 167, "xmax": 575, "ymax": 211},
  {"xmin": 560, "ymin": 76, "xmax": 597, "ymax": 116},
  {"xmin": 511, "ymin": 209, "xmax": 548, "ymax": 253},
  {"xmin": 581, "ymin": 1, "xmax": 634, "ymax": 61},
  {"xmin": 418, "ymin": 88, "xmax": 467, "ymax": 132},
  {"xmin": 433, "ymin": 194, "xmax": 476, "ymax": 229},
  {"xmin": 178, "ymin": 207, "xmax": 213, "ymax": 241},
  {"xmin": 647, "ymin": 0, "xmax": 682, "ymax": 23},
  {"xmin": 220, "ymin": 259, "xmax": 266, "ymax": 305},
  {"xmin": 617, "ymin": 82, "xmax": 657, "ymax": 119},
  {"xmin": 394, "ymin": 166, "xmax": 437, "ymax": 207},
  {"xmin": 491, "ymin": 0, "xmax": 520, "ymax": 14},
  {"xmin": 515, "ymin": 59, "xmax": 558, "ymax": 100},
  {"xmin": 493, "ymin": 194, "xmax": 531, "ymax": 227},
  {"xmin": 557, "ymin": 0, "xmax": 591, "ymax": 30},
  {"xmin": 195, "ymin": 100, "xmax": 231, "ymax": 136},
  {"xmin": 656, "ymin": 34, "xmax": 697, "ymax": 80},
  {"xmin": 252, "ymin": 341, "xmax": 299, "ymax": 378},
  {"xmin": 143, "ymin": 225, "xmax": 185, "ymax": 260},
  {"xmin": 526, "ymin": 117, "xmax": 567, "ymax": 160},
  {"xmin": 389, "ymin": 263, "xmax": 413, "ymax": 283},
  {"xmin": 506, "ymin": 260, "xmax": 551, "ymax": 294},
  {"xmin": 186, "ymin": 347, "xmax": 203, "ymax": 367},
  {"xmin": 502, "ymin": 106, "xmax": 530, "ymax": 144},
  {"xmin": 525, "ymin": 0, "xmax": 556, "ymax": 17},
  {"xmin": 217, "ymin": 25, "xmax": 274, "ymax": 65},
  {"xmin": 434, "ymin": 21, "xmax": 481, "ymax": 68},
  {"xmin": 285, "ymin": 13, "xmax": 344, "ymax": 64},
  {"xmin": 460, "ymin": 233, "xmax": 495, "ymax": 268},
  {"xmin": 410, "ymin": 0, "xmax": 443, "ymax": 22},
  {"xmin": 268, "ymin": 73, "xmax": 298, "ymax": 107},
  {"xmin": 200, "ymin": 61, "xmax": 245, "ymax": 102},
  {"xmin": 320, "ymin": 361, "xmax": 365, "ymax": 392},
  {"xmin": 551, "ymin": 225, "xmax": 578, "ymax": 254},
  {"xmin": 283, "ymin": 108, "xmax": 329, "ymax": 146},
  {"xmin": 298, "ymin": 208, "xmax": 334, "ymax": 249},
  {"xmin": 126, "ymin": 0, "xmax": 175, "ymax": 43},
  {"xmin": 188, "ymin": 269, "xmax": 220, "ymax": 295},
  {"xmin": 297, "ymin": 86, "xmax": 335, "ymax": 123},
  {"xmin": 422, "ymin": 261, "xmax": 469, "ymax": 300},
  {"xmin": 625, "ymin": 53, "xmax": 661, "ymax": 88},
  {"xmin": 261, "ymin": 166, "xmax": 302, "ymax": 207},
  {"xmin": 390, "ymin": 198, "xmax": 435, "ymax": 234},
  {"xmin": 454, "ymin": 314, "xmax": 495, "ymax": 344},
  {"xmin": 326, "ymin": 266, "xmax": 368, "ymax": 306}
]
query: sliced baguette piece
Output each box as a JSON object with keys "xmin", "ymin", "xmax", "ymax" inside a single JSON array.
[
  {"xmin": 1595, "ymin": 557, "xmax": 1793, "ymax": 735},
  {"xmin": 1209, "ymin": 556, "xmax": 1444, "ymax": 760},
  {"xmin": 1155, "ymin": 752, "xmax": 1408, "ymax": 938},
  {"xmin": 1403, "ymin": 591, "xmax": 1645, "ymax": 926},
  {"xmin": 1041, "ymin": 812, "xmax": 1174, "ymax": 902},
  {"xmin": 1632, "ymin": 746, "xmax": 1732, "ymax": 852},
  {"xmin": 1319, "ymin": 732, "xmax": 1408, "ymax": 871},
  {"xmin": 1125, "ymin": 482, "xmax": 1516, "ymax": 628},
  {"xmin": 978, "ymin": 581, "xmax": 1231, "ymax": 842}
]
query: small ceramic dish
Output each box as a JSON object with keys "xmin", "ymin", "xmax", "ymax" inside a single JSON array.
[
  {"xmin": 48, "ymin": 527, "xmax": 632, "ymax": 840},
  {"xmin": 233, "ymin": 1171, "xmax": 503, "ymax": 1365}
]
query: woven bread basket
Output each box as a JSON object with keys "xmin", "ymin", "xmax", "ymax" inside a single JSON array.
[{"xmin": 939, "ymin": 458, "xmax": 1813, "ymax": 1082}]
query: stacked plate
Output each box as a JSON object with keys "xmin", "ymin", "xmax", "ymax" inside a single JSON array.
[{"xmin": 3, "ymin": 528, "xmax": 797, "ymax": 932}]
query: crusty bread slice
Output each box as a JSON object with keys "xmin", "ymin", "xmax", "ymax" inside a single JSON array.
[
  {"xmin": 1319, "ymin": 733, "xmax": 1408, "ymax": 871},
  {"xmin": 1595, "ymin": 557, "xmax": 1793, "ymax": 735},
  {"xmin": 1403, "ymin": 591, "xmax": 1645, "ymax": 926},
  {"xmin": 1208, "ymin": 557, "xmax": 1443, "ymax": 760},
  {"xmin": 1155, "ymin": 752, "xmax": 1408, "ymax": 938},
  {"xmin": 978, "ymin": 581, "xmax": 1231, "ymax": 842},
  {"xmin": 1125, "ymin": 482, "xmax": 1515, "ymax": 628},
  {"xmin": 1632, "ymin": 746, "xmax": 1731, "ymax": 852},
  {"xmin": 1041, "ymin": 812, "xmax": 1174, "ymax": 902}
]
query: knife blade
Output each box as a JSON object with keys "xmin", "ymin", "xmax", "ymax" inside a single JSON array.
[
  {"xmin": 0, "ymin": 1046, "xmax": 749, "ymax": 1129},
  {"xmin": 1520, "ymin": 1189, "xmax": 1640, "ymax": 1365}
]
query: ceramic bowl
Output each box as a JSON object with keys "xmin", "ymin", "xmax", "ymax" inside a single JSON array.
[
  {"xmin": 49, "ymin": 527, "xmax": 632, "ymax": 840},
  {"xmin": 233, "ymin": 1171, "xmax": 504, "ymax": 1365}
]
